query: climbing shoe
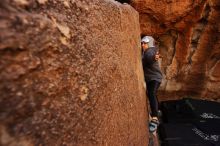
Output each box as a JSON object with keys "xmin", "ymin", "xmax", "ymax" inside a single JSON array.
[{"xmin": 149, "ymin": 118, "xmax": 159, "ymax": 133}]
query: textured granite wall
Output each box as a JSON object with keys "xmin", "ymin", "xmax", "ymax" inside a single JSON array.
[{"xmin": 0, "ymin": 0, "xmax": 148, "ymax": 145}]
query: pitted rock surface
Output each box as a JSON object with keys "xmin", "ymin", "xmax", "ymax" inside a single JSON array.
[{"xmin": 0, "ymin": 0, "xmax": 148, "ymax": 145}]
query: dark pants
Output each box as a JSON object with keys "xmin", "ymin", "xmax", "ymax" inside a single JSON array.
[{"xmin": 146, "ymin": 80, "xmax": 161, "ymax": 117}]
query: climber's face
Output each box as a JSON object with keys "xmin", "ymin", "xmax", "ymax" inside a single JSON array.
[{"xmin": 141, "ymin": 42, "xmax": 149, "ymax": 51}]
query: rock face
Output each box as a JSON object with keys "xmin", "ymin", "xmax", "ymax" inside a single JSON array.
[
  {"xmin": 0, "ymin": 0, "xmax": 148, "ymax": 145},
  {"xmin": 132, "ymin": 0, "xmax": 220, "ymax": 99}
]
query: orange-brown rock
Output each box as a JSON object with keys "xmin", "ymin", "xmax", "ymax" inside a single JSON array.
[
  {"xmin": 132, "ymin": 0, "xmax": 220, "ymax": 99},
  {"xmin": 0, "ymin": 0, "xmax": 148, "ymax": 145}
]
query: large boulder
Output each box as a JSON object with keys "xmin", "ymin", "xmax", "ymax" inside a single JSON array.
[{"xmin": 0, "ymin": 0, "xmax": 148, "ymax": 145}]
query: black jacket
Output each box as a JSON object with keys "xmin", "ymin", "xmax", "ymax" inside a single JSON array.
[{"xmin": 142, "ymin": 47, "xmax": 162, "ymax": 82}]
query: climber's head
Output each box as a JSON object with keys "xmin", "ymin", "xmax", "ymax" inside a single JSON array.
[{"xmin": 141, "ymin": 37, "xmax": 150, "ymax": 51}]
